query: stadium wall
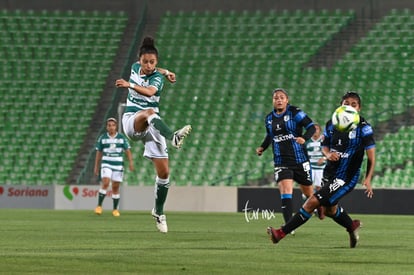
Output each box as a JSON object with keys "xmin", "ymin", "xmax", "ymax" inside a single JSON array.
[
  {"xmin": 238, "ymin": 188, "xmax": 414, "ymax": 215},
  {"xmin": 1, "ymin": 185, "xmax": 413, "ymax": 215}
]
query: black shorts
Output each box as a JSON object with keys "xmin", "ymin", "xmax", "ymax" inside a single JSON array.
[
  {"xmin": 315, "ymin": 173, "xmax": 360, "ymax": 207},
  {"xmin": 274, "ymin": 161, "xmax": 312, "ymax": 186}
]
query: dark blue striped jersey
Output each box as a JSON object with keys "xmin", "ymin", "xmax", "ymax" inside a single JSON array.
[
  {"xmin": 322, "ymin": 116, "xmax": 375, "ymax": 183},
  {"xmin": 261, "ymin": 105, "xmax": 315, "ymax": 166}
]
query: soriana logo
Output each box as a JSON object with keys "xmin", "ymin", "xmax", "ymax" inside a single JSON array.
[
  {"xmin": 63, "ymin": 185, "xmax": 79, "ymax": 201},
  {"xmin": 63, "ymin": 186, "xmax": 108, "ymax": 200},
  {"xmin": 0, "ymin": 186, "xmax": 49, "ymax": 197}
]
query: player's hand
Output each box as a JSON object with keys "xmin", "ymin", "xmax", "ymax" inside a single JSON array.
[
  {"xmin": 256, "ymin": 147, "xmax": 264, "ymax": 156},
  {"xmin": 295, "ymin": 137, "xmax": 305, "ymax": 145},
  {"xmin": 129, "ymin": 163, "xmax": 134, "ymax": 172},
  {"xmin": 363, "ymin": 179, "xmax": 373, "ymax": 198},
  {"xmin": 166, "ymin": 72, "xmax": 176, "ymax": 83},
  {"xmin": 115, "ymin": 79, "xmax": 129, "ymax": 88},
  {"xmin": 317, "ymin": 157, "xmax": 326, "ymax": 165},
  {"xmin": 326, "ymin": 152, "xmax": 340, "ymax": 162}
]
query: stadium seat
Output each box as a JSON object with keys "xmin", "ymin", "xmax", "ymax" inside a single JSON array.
[
  {"xmin": 142, "ymin": 9, "xmax": 414, "ymax": 187},
  {"xmin": 0, "ymin": 9, "xmax": 128, "ymax": 185}
]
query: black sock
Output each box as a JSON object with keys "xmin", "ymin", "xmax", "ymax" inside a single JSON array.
[
  {"xmin": 98, "ymin": 190, "xmax": 106, "ymax": 206},
  {"xmin": 282, "ymin": 207, "xmax": 312, "ymax": 234},
  {"xmin": 281, "ymin": 197, "xmax": 293, "ymax": 224},
  {"xmin": 331, "ymin": 206, "xmax": 353, "ymax": 230}
]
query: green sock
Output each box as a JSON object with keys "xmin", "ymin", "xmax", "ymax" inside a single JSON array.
[
  {"xmin": 98, "ymin": 190, "xmax": 106, "ymax": 206},
  {"xmin": 150, "ymin": 116, "xmax": 174, "ymax": 140},
  {"xmin": 112, "ymin": 194, "xmax": 120, "ymax": 210},
  {"xmin": 155, "ymin": 185, "xmax": 169, "ymax": 215}
]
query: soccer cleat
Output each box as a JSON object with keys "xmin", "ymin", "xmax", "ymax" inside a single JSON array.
[
  {"xmin": 172, "ymin": 125, "xmax": 192, "ymax": 149},
  {"xmin": 151, "ymin": 208, "xmax": 168, "ymax": 233},
  {"xmin": 112, "ymin": 209, "xmax": 120, "ymax": 217},
  {"xmin": 267, "ymin": 227, "xmax": 286, "ymax": 244},
  {"xmin": 347, "ymin": 219, "xmax": 362, "ymax": 248},
  {"xmin": 94, "ymin": 206, "xmax": 103, "ymax": 215}
]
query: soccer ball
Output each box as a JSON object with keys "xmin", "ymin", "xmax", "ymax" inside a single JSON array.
[{"xmin": 331, "ymin": 105, "xmax": 360, "ymax": 132}]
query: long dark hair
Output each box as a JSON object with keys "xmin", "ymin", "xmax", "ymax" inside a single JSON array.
[{"xmin": 138, "ymin": 36, "xmax": 158, "ymax": 58}]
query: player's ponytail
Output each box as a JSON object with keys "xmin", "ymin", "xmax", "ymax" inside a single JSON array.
[{"xmin": 138, "ymin": 36, "xmax": 158, "ymax": 58}]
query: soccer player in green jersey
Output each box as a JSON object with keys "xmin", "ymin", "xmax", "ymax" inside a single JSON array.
[
  {"xmin": 94, "ymin": 118, "xmax": 134, "ymax": 217},
  {"xmin": 115, "ymin": 36, "xmax": 191, "ymax": 233},
  {"xmin": 305, "ymin": 123, "xmax": 327, "ymax": 219}
]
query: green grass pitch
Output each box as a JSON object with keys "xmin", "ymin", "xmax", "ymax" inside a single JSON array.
[{"xmin": 0, "ymin": 209, "xmax": 413, "ymax": 274}]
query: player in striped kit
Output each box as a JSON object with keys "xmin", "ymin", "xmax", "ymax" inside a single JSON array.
[
  {"xmin": 256, "ymin": 88, "xmax": 316, "ymax": 228},
  {"xmin": 267, "ymin": 92, "xmax": 375, "ymax": 248},
  {"xmin": 115, "ymin": 36, "xmax": 191, "ymax": 233},
  {"xmin": 94, "ymin": 118, "xmax": 134, "ymax": 217},
  {"xmin": 305, "ymin": 123, "xmax": 326, "ymax": 219}
]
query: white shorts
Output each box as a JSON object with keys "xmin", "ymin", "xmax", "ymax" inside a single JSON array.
[
  {"xmin": 122, "ymin": 112, "xmax": 168, "ymax": 159},
  {"xmin": 312, "ymin": 169, "xmax": 324, "ymax": 188},
  {"xmin": 101, "ymin": 167, "xmax": 123, "ymax": 182}
]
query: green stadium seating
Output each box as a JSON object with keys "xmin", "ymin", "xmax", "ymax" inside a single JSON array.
[
  {"xmin": 123, "ymin": 9, "xmax": 413, "ymax": 188},
  {"xmin": 2, "ymin": 8, "xmax": 412, "ymax": 188},
  {"xmin": 0, "ymin": 9, "xmax": 128, "ymax": 185},
  {"xmin": 124, "ymin": 9, "xmax": 357, "ymax": 186}
]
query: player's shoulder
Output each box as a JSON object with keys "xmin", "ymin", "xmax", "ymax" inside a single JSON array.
[
  {"xmin": 131, "ymin": 62, "xmax": 141, "ymax": 71},
  {"xmin": 265, "ymin": 110, "xmax": 274, "ymax": 119},
  {"xmin": 358, "ymin": 116, "xmax": 374, "ymax": 135},
  {"xmin": 288, "ymin": 104, "xmax": 304, "ymax": 114},
  {"xmin": 149, "ymin": 70, "xmax": 164, "ymax": 87},
  {"xmin": 115, "ymin": 132, "xmax": 126, "ymax": 139},
  {"xmin": 98, "ymin": 132, "xmax": 108, "ymax": 140}
]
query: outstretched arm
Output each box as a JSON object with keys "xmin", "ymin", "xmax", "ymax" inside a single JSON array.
[
  {"xmin": 115, "ymin": 79, "xmax": 157, "ymax": 97},
  {"xmin": 157, "ymin": 67, "xmax": 176, "ymax": 83},
  {"xmin": 363, "ymin": 147, "xmax": 375, "ymax": 198},
  {"xmin": 256, "ymin": 135, "xmax": 272, "ymax": 156}
]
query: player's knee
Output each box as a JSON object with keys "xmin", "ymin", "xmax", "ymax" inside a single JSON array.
[
  {"xmin": 156, "ymin": 168, "xmax": 169, "ymax": 179},
  {"xmin": 112, "ymin": 182, "xmax": 121, "ymax": 192},
  {"xmin": 303, "ymin": 195, "xmax": 319, "ymax": 210},
  {"xmin": 101, "ymin": 178, "xmax": 111, "ymax": 188}
]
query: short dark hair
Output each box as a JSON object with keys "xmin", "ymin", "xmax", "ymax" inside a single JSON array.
[
  {"xmin": 341, "ymin": 91, "xmax": 361, "ymax": 106},
  {"xmin": 272, "ymin": 88, "xmax": 288, "ymax": 97},
  {"xmin": 106, "ymin": 117, "xmax": 117, "ymax": 124}
]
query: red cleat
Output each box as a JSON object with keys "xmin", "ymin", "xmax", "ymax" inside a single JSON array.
[
  {"xmin": 267, "ymin": 227, "xmax": 286, "ymax": 244},
  {"xmin": 347, "ymin": 219, "xmax": 362, "ymax": 248}
]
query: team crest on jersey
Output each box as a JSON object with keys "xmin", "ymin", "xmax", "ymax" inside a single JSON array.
[
  {"xmin": 284, "ymin": 115, "xmax": 290, "ymax": 122},
  {"xmin": 348, "ymin": 130, "xmax": 357, "ymax": 139}
]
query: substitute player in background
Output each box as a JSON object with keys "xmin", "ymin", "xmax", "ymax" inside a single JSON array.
[
  {"xmin": 115, "ymin": 36, "xmax": 191, "ymax": 233},
  {"xmin": 256, "ymin": 88, "xmax": 316, "ymax": 228},
  {"xmin": 94, "ymin": 118, "xmax": 133, "ymax": 217},
  {"xmin": 267, "ymin": 91, "xmax": 375, "ymax": 248},
  {"xmin": 305, "ymin": 123, "xmax": 326, "ymax": 219}
]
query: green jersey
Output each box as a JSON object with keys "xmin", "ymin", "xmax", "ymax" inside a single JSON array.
[
  {"xmin": 95, "ymin": 132, "xmax": 131, "ymax": 172},
  {"xmin": 125, "ymin": 62, "xmax": 164, "ymax": 114},
  {"xmin": 305, "ymin": 136, "xmax": 326, "ymax": 171}
]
